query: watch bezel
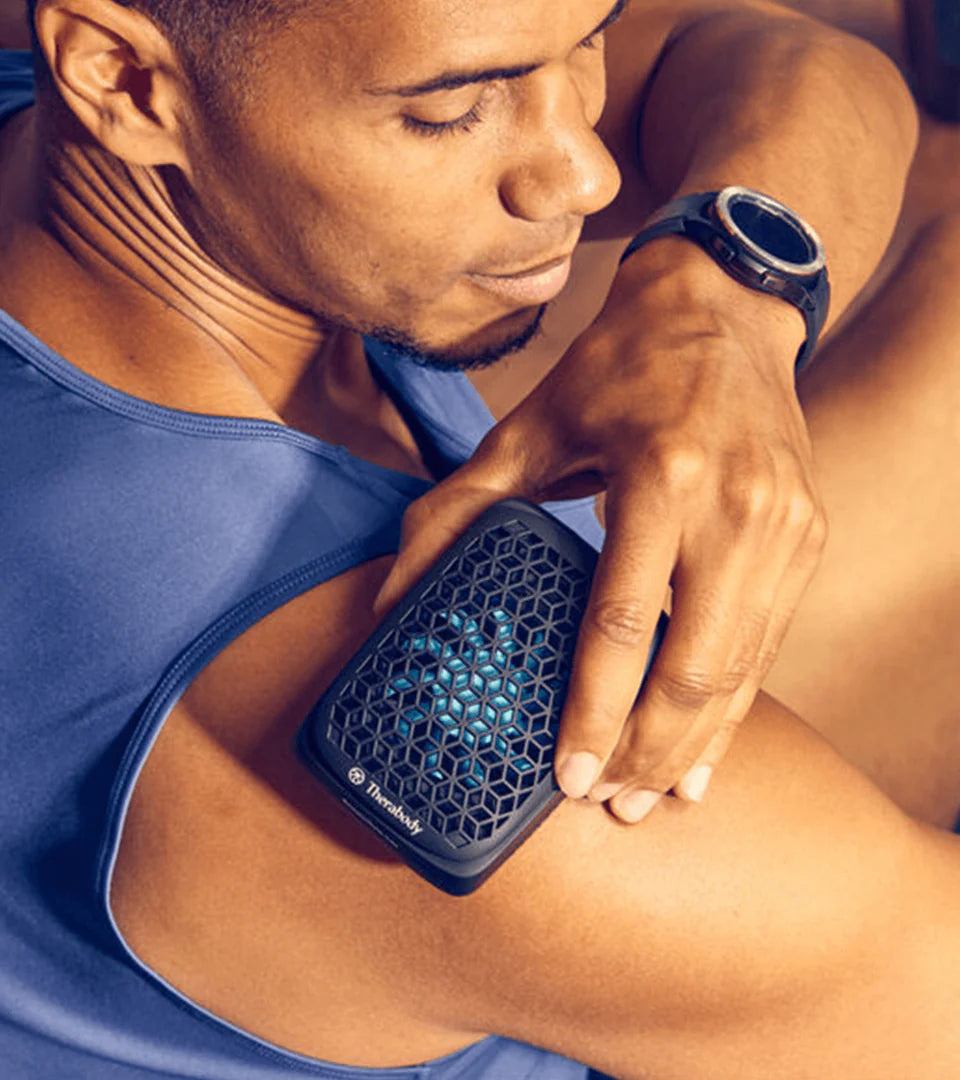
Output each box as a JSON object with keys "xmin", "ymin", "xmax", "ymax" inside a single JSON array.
[{"xmin": 714, "ymin": 186, "xmax": 826, "ymax": 278}]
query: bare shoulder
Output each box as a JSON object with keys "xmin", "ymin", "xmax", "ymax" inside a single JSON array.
[{"xmin": 109, "ymin": 555, "xmax": 488, "ymax": 1066}]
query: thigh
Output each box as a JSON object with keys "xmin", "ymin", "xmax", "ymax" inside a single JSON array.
[{"xmin": 763, "ymin": 213, "xmax": 960, "ymax": 827}]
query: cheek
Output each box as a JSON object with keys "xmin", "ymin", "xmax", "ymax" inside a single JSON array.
[
  {"xmin": 292, "ymin": 180, "xmax": 481, "ymax": 318},
  {"xmin": 317, "ymin": 169, "xmax": 484, "ymax": 286},
  {"xmin": 183, "ymin": 105, "xmax": 503, "ymax": 325},
  {"xmin": 281, "ymin": 115, "xmax": 501, "ymax": 282}
]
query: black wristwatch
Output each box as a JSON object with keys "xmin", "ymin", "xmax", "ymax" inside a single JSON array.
[{"xmin": 620, "ymin": 186, "xmax": 831, "ymax": 374}]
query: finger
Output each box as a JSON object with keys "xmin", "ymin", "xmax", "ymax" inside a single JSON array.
[
  {"xmin": 598, "ymin": 536, "xmax": 758, "ymax": 788},
  {"xmin": 678, "ymin": 495, "xmax": 827, "ymax": 789},
  {"xmin": 673, "ymin": 713, "xmax": 739, "ymax": 803},
  {"xmin": 608, "ymin": 696, "xmax": 740, "ymax": 822},
  {"xmin": 553, "ymin": 485, "xmax": 681, "ymax": 799},
  {"xmin": 609, "ymin": 787, "xmax": 665, "ymax": 824},
  {"xmin": 619, "ymin": 503, "xmax": 826, "ymax": 808},
  {"xmin": 602, "ymin": 684, "xmax": 736, "ymax": 817},
  {"xmin": 667, "ymin": 653, "xmax": 774, "ymax": 808},
  {"xmin": 604, "ymin": 679, "xmax": 741, "ymax": 821}
]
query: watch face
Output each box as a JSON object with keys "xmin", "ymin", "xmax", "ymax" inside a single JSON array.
[{"xmin": 715, "ymin": 186, "xmax": 825, "ymax": 275}]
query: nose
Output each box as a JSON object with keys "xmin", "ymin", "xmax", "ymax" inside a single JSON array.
[{"xmin": 498, "ymin": 62, "xmax": 622, "ymax": 223}]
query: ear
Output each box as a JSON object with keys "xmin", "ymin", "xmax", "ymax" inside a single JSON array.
[{"xmin": 33, "ymin": 0, "xmax": 191, "ymax": 168}]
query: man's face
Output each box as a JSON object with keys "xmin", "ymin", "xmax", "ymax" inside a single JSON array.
[{"xmin": 174, "ymin": 0, "xmax": 623, "ymax": 368}]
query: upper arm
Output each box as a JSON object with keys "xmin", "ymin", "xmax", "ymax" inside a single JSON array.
[
  {"xmin": 597, "ymin": 0, "xmax": 810, "ymax": 176},
  {"xmin": 387, "ymin": 693, "xmax": 960, "ymax": 1079},
  {"xmin": 110, "ymin": 553, "xmax": 960, "ymax": 1078}
]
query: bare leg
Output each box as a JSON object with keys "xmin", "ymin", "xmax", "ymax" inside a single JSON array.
[{"xmin": 764, "ymin": 212, "xmax": 960, "ymax": 828}]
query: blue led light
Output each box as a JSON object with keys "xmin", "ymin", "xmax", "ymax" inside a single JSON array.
[{"xmin": 331, "ymin": 523, "xmax": 592, "ymax": 847}]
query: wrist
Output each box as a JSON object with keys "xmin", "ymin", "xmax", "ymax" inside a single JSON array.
[{"xmin": 611, "ymin": 235, "xmax": 807, "ymax": 374}]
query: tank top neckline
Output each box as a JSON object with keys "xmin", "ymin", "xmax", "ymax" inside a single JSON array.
[{"xmin": 0, "ymin": 56, "xmax": 500, "ymax": 497}]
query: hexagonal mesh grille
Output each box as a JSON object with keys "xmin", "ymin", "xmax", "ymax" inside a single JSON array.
[{"xmin": 326, "ymin": 521, "xmax": 590, "ymax": 850}]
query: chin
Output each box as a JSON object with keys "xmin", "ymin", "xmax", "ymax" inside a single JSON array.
[{"xmin": 365, "ymin": 305, "xmax": 547, "ymax": 373}]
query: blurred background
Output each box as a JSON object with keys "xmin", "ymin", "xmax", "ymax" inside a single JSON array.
[{"xmin": 776, "ymin": 0, "xmax": 960, "ymax": 337}]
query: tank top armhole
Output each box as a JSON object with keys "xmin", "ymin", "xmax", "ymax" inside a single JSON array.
[{"xmin": 92, "ymin": 524, "xmax": 591, "ymax": 1079}]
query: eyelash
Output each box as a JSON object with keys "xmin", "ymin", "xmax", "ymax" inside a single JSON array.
[
  {"xmin": 402, "ymin": 101, "xmax": 487, "ymax": 139},
  {"xmin": 402, "ymin": 32, "xmax": 604, "ymax": 138}
]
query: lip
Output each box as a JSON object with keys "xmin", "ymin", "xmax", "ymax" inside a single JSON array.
[{"xmin": 467, "ymin": 254, "xmax": 573, "ymax": 306}]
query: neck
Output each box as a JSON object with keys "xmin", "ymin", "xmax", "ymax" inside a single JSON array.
[{"xmin": 0, "ymin": 107, "xmax": 379, "ymax": 435}]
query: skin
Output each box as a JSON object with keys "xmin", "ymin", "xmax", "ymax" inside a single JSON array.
[
  {"xmin": 1, "ymin": 0, "xmax": 919, "ymax": 828},
  {"xmin": 4, "ymin": 0, "xmax": 960, "ymax": 1076},
  {"xmin": 368, "ymin": 0, "xmax": 919, "ymax": 818}
]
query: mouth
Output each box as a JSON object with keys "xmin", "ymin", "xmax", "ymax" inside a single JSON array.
[{"xmin": 466, "ymin": 253, "xmax": 574, "ymax": 306}]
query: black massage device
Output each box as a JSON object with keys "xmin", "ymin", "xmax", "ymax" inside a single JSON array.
[{"xmin": 296, "ymin": 498, "xmax": 666, "ymax": 895}]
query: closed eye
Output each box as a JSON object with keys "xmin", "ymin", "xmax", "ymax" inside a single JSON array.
[{"xmin": 402, "ymin": 100, "xmax": 486, "ymax": 138}]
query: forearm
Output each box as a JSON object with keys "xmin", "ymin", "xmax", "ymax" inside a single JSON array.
[{"xmin": 637, "ymin": 4, "xmax": 919, "ymax": 331}]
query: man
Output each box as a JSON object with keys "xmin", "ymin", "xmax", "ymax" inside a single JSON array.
[{"xmin": 1, "ymin": 1, "xmax": 959, "ymax": 1079}]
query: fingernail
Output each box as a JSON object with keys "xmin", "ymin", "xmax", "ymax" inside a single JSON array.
[
  {"xmin": 617, "ymin": 789, "xmax": 661, "ymax": 823},
  {"xmin": 557, "ymin": 752, "xmax": 601, "ymax": 799},
  {"xmin": 677, "ymin": 763, "xmax": 713, "ymax": 803},
  {"xmin": 587, "ymin": 781, "xmax": 622, "ymax": 803}
]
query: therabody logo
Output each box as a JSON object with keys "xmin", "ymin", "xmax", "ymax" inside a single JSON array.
[{"xmin": 358, "ymin": 776, "xmax": 424, "ymax": 836}]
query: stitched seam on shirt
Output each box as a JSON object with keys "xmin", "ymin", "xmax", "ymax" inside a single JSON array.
[{"xmin": 92, "ymin": 529, "xmax": 459, "ymax": 1077}]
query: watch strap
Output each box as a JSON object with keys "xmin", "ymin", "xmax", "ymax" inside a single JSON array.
[{"xmin": 620, "ymin": 191, "xmax": 830, "ymax": 374}]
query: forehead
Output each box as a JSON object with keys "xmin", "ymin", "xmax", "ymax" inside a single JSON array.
[{"xmin": 301, "ymin": 0, "xmax": 610, "ymax": 88}]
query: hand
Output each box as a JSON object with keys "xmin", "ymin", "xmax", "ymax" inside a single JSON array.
[{"xmin": 373, "ymin": 238, "xmax": 827, "ymax": 823}]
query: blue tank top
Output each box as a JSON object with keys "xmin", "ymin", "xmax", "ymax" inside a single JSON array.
[{"xmin": 0, "ymin": 50, "xmax": 605, "ymax": 1080}]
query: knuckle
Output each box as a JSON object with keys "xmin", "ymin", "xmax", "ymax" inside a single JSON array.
[
  {"xmin": 754, "ymin": 643, "xmax": 783, "ymax": 673},
  {"xmin": 718, "ymin": 712, "xmax": 744, "ymax": 738},
  {"xmin": 784, "ymin": 488, "xmax": 816, "ymax": 530},
  {"xmin": 650, "ymin": 438, "xmax": 708, "ymax": 497},
  {"xmin": 720, "ymin": 652, "xmax": 758, "ymax": 691},
  {"xmin": 732, "ymin": 608, "xmax": 769, "ymax": 668},
  {"xmin": 586, "ymin": 599, "xmax": 653, "ymax": 648},
  {"xmin": 723, "ymin": 474, "xmax": 774, "ymax": 528},
  {"xmin": 807, "ymin": 508, "xmax": 829, "ymax": 551},
  {"xmin": 739, "ymin": 607, "xmax": 769, "ymax": 651},
  {"xmin": 654, "ymin": 666, "xmax": 719, "ymax": 711}
]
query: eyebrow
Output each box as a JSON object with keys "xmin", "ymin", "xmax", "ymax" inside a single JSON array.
[{"xmin": 366, "ymin": 0, "xmax": 629, "ymax": 98}]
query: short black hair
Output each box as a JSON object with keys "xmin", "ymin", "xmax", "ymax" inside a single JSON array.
[{"xmin": 25, "ymin": 0, "xmax": 305, "ymax": 101}]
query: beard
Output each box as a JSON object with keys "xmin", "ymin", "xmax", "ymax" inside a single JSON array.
[{"xmin": 361, "ymin": 304, "xmax": 547, "ymax": 373}]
